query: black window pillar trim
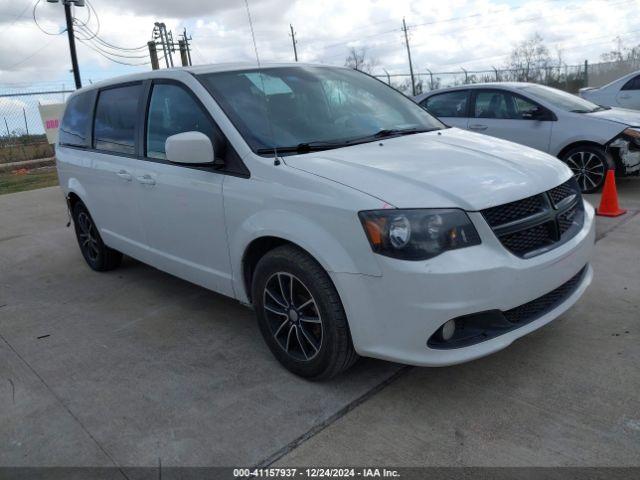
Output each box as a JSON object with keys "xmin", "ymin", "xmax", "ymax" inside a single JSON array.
[{"xmin": 137, "ymin": 79, "xmax": 153, "ymax": 159}]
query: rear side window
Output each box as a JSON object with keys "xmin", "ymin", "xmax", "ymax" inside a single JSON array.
[
  {"xmin": 473, "ymin": 90, "xmax": 537, "ymax": 119},
  {"xmin": 93, "ymin": 84, "xmax": 142, "ymax": 155},
  {"xmin": 59, "ymin": 92, "xmax": 93, "ymax": 147},
  {"xmin": 621, "ymin": 75, "xmax": 640, "ymax": 91},
  {"xmin": 146, "ymin": 83, "xmax": 218, "ymax": 160},
  {"xmin": 422, "ymin": 91, "xmax": 469, "ymax": 118}
]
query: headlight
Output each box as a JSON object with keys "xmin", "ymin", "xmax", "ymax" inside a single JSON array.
[
  {"xmin": 623, "ymin": 128, "xmax": 640, "ymax": 146},
  {"xmin": 358, "ymin": 209, "xmax": 481, "ymax": 260}
]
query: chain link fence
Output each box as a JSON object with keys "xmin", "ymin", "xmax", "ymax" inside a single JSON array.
[
  {"xmin": 0, "ymin": 83, "xmax": 73, "ymax": 164},
  {"xmin": 586, "ymin": 59, "xmax": 640, "ymax": 87},
  {"xmin": 376, "ymin": 64, "xmax": 589, "ymax": 95}
]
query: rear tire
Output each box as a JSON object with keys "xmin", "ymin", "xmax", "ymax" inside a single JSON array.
[
  {"xmin": 560, "ymin": 145, "xmax": 613, "ymax": 193},
  {"xmin": 251, "ymin": 245, "xmax": 358, "ymax": 380},
  {"xmin": 72, "ymin": 201, "xmax": 122, "ymax": 271}
]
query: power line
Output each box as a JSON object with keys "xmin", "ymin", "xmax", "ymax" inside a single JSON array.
[
  {"xmin": 0, "ymin": 0, "xmax": 37, "ymax": 36},
  {"xmin": 73, "ymin": 24, "xmax": 147, "ymax": 57},
  {"xmin": 77, "ymin": 38, "xmax": 159, "ymax": 66},
  {"xmin": 75, "ymin": 35, "xmax": 149, "ymax": 59},
  {"xmin": 0, "ymin": 39, "xmax": 56, "ymax": 70},
  {"xmin": 32, "ymin": 0, "xmax": 64, "ymax": 35}
]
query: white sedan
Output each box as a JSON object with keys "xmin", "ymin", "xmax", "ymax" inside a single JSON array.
[
  {"xmin": 415, "ymin": 82, "xmax": 640, "ymax": 193},
  {"xmin": 580, "ymin": 70, "xmax": 640, "ymax": 110}
]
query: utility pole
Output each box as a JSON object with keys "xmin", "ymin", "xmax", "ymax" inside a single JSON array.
[
  {"xmin": 178, "ymin": 40, "xmax": 189, "ymax": 66},
  {"xmin": 46, "ymin": 0, "xmax": 84, "ymax": 89},
  {"xmin": 179, "ymin": 28, "xmax": 192, "ymax": 66},
  {"xmin": 153, "ymin": 22, "xmax": 174, "ymax": 68},
  {"xmin": 289, "ymin": 24, "xmax": 298, "ymax": 62},
  {"xmin": 148, "ymin": 41, "xmax": 159, "ymax": 70},
  {"xmin": 584, "ymin": 59, "xmax": 589, "ymax": 88},
  {"xmin": 165, "ymin": 28, "xmax": 175, "ymax": 67},
  {"xmin": 401, "ymin": 17, "xmax": 415, "ymax": 97}
]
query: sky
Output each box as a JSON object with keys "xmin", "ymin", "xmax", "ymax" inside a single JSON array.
[{"xmin": 0, "ymin": 0, "xmax": 639, "ymax": 87}]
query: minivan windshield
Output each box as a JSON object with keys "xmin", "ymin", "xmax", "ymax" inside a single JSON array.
[
  {"xmin": 521, "ymin": 84, "xmax": 607, "ymax": 113},
  {"xmin": 198, "ymin": 66, "xmax": 444, "ymax": 155}
]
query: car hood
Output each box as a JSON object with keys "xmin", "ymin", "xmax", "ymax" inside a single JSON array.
[
  {"xmin": 584, "ymin": 107, "xmax": 640, "ymax": 127},
  {"xmin": 283, "ymin": 128, "xmax": 572, "ymax": 211}
]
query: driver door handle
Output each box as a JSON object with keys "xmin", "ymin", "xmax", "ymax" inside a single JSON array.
[
  {"xmin": 469, "ymin": 124, "xmax": 488, "ymax": 131},
  {"xmin": 137, "ymin": 174, "xmax": 156, "ymax": 186},
  {"xmin": 619, "ymin": 94, "xmax": 631, "ymax": 99},
  {"xmin": 116, "ymin": 170, "xmax": 132, "ymax": 181}
]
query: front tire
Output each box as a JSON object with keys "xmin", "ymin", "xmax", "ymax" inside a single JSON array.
[
  {"xmin": 561, "ymin": 145, "xmax": 613, "ymax": 193},
  {"xmin": 71, "ymin": 201, "xmax": 122, "ymax": 271},
  {"xmin": 252, "ymin": 245, "xmax": 358, "ymax": 380}
]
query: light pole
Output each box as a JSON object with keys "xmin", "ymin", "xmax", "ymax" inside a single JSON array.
[{"xmin": 46, "ymin": 0, "xmax": 85, "ymax": 89}]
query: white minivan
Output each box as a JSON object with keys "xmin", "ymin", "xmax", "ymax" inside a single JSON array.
[{"xmin": 56, "ymin": 64, "xmax": 595, "ymax": 379}]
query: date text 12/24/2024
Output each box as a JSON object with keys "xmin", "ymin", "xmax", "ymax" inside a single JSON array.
[{"xmin": 233, "ymin": 468, "xmax": 400, "ymax": 478}]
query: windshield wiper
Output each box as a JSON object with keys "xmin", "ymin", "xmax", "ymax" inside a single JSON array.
[
  {"xmin": 371, "ymin": 127, "xmax": 438, "ymax": 138},
  {"xmin": 256, "ymin": 127, "xmax": 440, "ymax": 155},
  {"xmin": 256, "ymin": 141, "xmax": 348, "ymax": 155},
  {"xmin": 317, "ymin": 127, "xmax": 438, "ymax": 148}
]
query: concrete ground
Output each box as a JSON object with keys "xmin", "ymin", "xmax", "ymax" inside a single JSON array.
[{"xmin": 0, "ymin": 179, "xmax": 639, "ymax": 470}]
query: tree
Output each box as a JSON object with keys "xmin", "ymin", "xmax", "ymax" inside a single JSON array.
[
  {"xmin": 601, "ymin": 36, "xmax": 626, "ymax": 63},
  {"xmin": 505, "ymin": 33, "xmax": 552, "ymax": 82},
  {"xmin": 344, "ymin": 47, "xmax": 379, "ymax": 74},
  {"xmin": 601, "ymin": 36, "xmax": 640, "ymax": 65}
]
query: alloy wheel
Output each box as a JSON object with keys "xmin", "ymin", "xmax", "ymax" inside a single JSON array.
[
  {"xmin": 262, "ymin": 272, "xmax": 323, "ymax": 361},
  {"xmin": 565, "ymin": 151, "xmax": 605, "ymax": 192},
  {"xmin": 77, "ymin": 211, "xmax": 100, "ymax": 261}
]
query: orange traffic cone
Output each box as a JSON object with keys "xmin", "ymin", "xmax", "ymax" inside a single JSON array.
[{"xmin": 596, "ymin": 170, "xmax": 626, "ymax": 217}]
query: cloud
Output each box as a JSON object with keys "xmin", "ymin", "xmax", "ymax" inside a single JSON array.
[{"xmin": 0, "ymin": 0, "xmax": 638, "ymax": 84}]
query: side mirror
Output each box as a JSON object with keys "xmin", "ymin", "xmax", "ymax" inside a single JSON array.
[
  {"xmin": 522, "ymin": 106, "xmax": 547, "ymax": 120},
  {"xmin": 165, "ymin": 131, "xmax": 215, "ymax": 165}
]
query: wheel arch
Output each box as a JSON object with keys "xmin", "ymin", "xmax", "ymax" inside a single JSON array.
[
  {"xmin": 557, "ymin": 140, "xmax": 606, "ymax": 161},
  {"xmin": 64, "ymin": 177, "xmax": 90, "ymax": 210},
  {"xmin": 558, "ymin": 140, "xmax": 621, "ymax": 172},
  {"xmin": 229, "ymin": 209, "xmax": 382, "ymax": 304},
  {"xmin": 242, "ymin": 236, "xmax": 296, "ymax": 303}
]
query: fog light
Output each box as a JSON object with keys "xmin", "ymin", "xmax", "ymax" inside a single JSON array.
[{"xmin": 441, "ymin": 319, "xmax": 456, "ymax": 341}]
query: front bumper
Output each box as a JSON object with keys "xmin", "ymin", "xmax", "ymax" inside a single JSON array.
[{"xmin": 332, "ymin": 201, "xmax": 595, "ymax": 367}]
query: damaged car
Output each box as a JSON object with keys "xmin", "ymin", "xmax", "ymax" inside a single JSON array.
[{"xmin": 415, "ymin": 83, "xmax": 640, "ymax": 193}]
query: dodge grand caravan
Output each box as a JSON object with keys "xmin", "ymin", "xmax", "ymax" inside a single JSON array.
[{"xmin": 56, "ymin": 64, "xmax": 595, "ymax": 379}]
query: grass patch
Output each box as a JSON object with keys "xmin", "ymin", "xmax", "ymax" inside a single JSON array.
[
  {"xmin": 0, "ymin": 167, "xmax": 59, "ymax": 195},
  {"xmin": 0, "ymin": 139, "xmax": 54, "ymax": 164}
]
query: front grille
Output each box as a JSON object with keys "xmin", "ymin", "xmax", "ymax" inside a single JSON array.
[
  {"xmin": 481, "ymin": 178, "xmax": 584, "ymax": 258},
  {"xmin": 548, "ymin": 181, "xmax": 577, "ymax": 206},
  {"xmin": 558, "ymin": 204, "xmax": 579, "ymax": 235},
  {"xmin": 504, "ymin": 266, "xmax": 587, "ymax": 323},
  {"xmin": 499, "ymin": 222, "xmax": 555, "ymax": 255},
  {"xmin": 483, "ymin": 195, "xmax": 545, "ymax": 227}
]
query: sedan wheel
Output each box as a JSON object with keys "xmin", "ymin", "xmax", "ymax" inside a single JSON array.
[{"xmin": 561, "ymin": 145, "xmax": 613, "ymax": 194}]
